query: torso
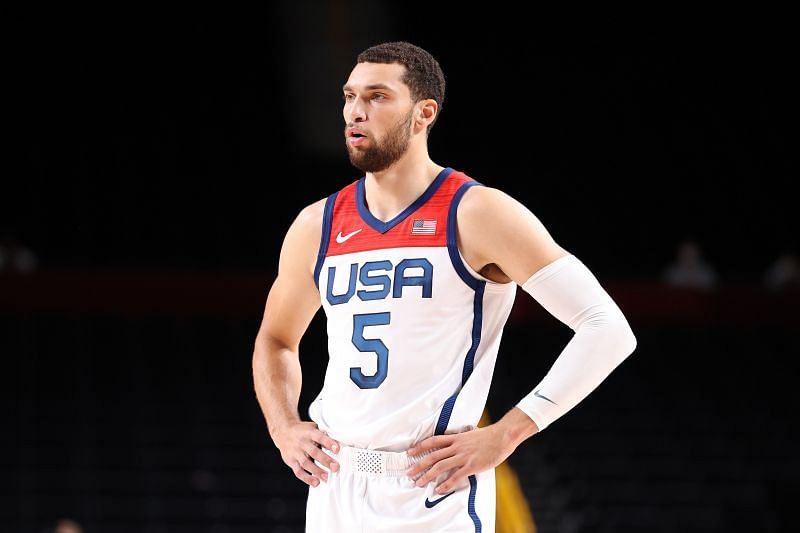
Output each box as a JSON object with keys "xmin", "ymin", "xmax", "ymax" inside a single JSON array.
[{"xmin": 307, "ymin": 167, "xmax": 518, "ymax": 451}]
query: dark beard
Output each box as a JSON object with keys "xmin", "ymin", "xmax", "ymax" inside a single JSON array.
[{"xmin": 345, "ymin": 111, "xmax": 413, "ymax": 173}]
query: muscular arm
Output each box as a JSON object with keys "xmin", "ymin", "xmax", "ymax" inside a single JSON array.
[
  {"xmin": 457, "ymin": 185, "xmax": 571, "ymax": 285},
  {"xmin": 252, "ymin": 198, "xmax": 340, "ymax": 486},
  {"xmin": 407, "ymin": 185, "xmax": 637, "ymax": 493},
  {"xmin": 458, "ymin": 185, "xmax": 635, "ymax": 431}
]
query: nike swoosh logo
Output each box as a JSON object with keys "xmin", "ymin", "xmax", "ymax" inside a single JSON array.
[
  {"xmin": 424, "ymin": 491, "xmax": 455, "ymax": 508},
  {"xmin": 336, "ymin": 228, "xmax": 362, "ymax": 243},
  {"xmin": 534, "ymin": 389, "xmax": 557, "ymax": 405}
]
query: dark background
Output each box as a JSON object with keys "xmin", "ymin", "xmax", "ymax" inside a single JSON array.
[{"xmin": 3, "ymin": 5, "xmax": 798, "ymax": 533}]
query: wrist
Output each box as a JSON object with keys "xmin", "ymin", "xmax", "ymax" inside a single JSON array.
[
  {"xmin": 495, "ymin": 407, "xmax": 540, "ymax": 449},
  {"xmin": 267, "ymin": 415, "xmax": 301, "ymax": 444}
]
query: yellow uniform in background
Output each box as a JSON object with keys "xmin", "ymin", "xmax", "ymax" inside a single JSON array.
[{"xmin": 479, "ymin": 410, "xmax": 537, "ymax": 533}]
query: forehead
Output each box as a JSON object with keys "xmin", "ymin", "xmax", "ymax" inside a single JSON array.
[{"xmin": 344, "ymin": 62, "xmax": 409, "ymax": 94}]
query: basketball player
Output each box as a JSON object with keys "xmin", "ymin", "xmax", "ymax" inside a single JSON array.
[{"xmin": 252, "ymin": 41, "xmax": 637, "ymax": 532}]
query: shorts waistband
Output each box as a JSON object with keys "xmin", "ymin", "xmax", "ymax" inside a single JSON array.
[{"xmin": 330, "ymin": 445, "xmax": 432, "ymax": 477}]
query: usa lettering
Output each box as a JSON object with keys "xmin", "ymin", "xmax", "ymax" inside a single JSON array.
[{"xmin": 326, "ymin": 258, "xmax": 433, "ymax": 305}]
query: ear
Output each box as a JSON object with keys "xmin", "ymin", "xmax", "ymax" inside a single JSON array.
[{"xmin": 414, "ymin": 99, "xmax": 438, "ymax": 132}]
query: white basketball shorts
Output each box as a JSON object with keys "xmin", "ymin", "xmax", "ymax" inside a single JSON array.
[{"xmin": 305, "ymin": 445, "xmax": 496, "ymax": 532}]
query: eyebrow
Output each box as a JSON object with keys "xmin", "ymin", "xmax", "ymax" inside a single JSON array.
[{"xmin": 342, "ymin": 83, "xmax": 395, "ymax": 93}]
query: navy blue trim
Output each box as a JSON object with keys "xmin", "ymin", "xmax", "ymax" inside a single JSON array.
[
  {"xmin": 434, "ymin": 282, "xmax": 485, "ymax": 435},
  {"xmin": 313, "ymin": 192, "xmax": 338, "ymax": 289},
  {"xmin": 468, "ymin": 474, "xmax": 481, "ymax": 532},
  {"xmin": 447, "ymin": 181, "xmax": 483, "ymax": 290},
  {"xmin": 356, "ymin": 167, "xmax": 455, "ymax": 234},
  {"xmin": 462, "ymin": 283, "xmax": 484, "ymax": 384},
  {"xmin": 434, "ymin": 395, "xmax": 457, "ymax": 435}
]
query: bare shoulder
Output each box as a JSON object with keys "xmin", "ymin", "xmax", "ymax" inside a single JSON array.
[
  {"xmin": 291, "ymin": 197, "xmax": 328, "ymax": 233},
  {"xmin": 458, "ymin": 185, "xmax": 523, "ymax": 219},
  {"xmin": 457, "ymin": 184, "xmax": 545, "ymax": 239},
  {"xmin": 279, "ymin": 197, "xmax": 328, "ymax": 276},
  {"xmin": 457, "ymin": 184, "xmax": 569, "ymax": 284}
]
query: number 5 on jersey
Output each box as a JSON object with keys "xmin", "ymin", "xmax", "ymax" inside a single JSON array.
[{"xmin": 350, "ymin": 312, "xmax": 390, "ymax": 389}]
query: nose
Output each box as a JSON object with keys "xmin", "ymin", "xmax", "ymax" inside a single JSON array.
[{"xmin": 345, "ymin": 97, "xmax": 367, "ymax": 123}]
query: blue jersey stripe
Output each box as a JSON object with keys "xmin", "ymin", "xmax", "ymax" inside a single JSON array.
[
  {"xmin": 314, "ymin": 191, "xmax": 338, "ymax": 288},
  {"xmin": 446, "ymin": 180, "xmax": 483, "ymax": 289},
  {"xmin": 434, "ymin": 281, "xmax": 485, "ymax": 434},
  {"xmin": 356, "ymin": 167, "xmax": 454, "ymax": 234},
  {"xmin": 468, "ymin": 474, "xmax": 482, "ymax": 532}
]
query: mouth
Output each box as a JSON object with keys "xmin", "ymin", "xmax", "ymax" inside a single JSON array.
[{"xmin": 347, "ymin": 129, "xmax": 368, "ymax": 146}]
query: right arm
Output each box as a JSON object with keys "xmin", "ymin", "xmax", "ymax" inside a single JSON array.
[{"xmin": 252, "ymin": 198, "xmax": 340, "ymax": 487}]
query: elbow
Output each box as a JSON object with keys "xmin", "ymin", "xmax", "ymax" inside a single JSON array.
[
  {"xmin": 252, "ymin": 330, "xmax": 296, "ymax": 369},
  {"xmin": 580, "ymin": 304, "xmax": 637, "ymax": 357},
  {"xmin": 613, "ymin": 314, "xmax": 637, "ymax": 359},
  {"xmin": 252, "ymin": 331, "xmax": 271, "ymax": 369},
  {"xmin": 605, "ymin": 310, "xmax": 638, "ymax": 361},
  {"xmin": 622, "ymin": 325, "xmax": 637, "ymax": 358},
  {"xmin": 608, "ymin": 306, "xmax": 637, "ymax": 359},
  {"xmin": 252, "ymin": 342, "xmax": 265, "ymax": 373}
]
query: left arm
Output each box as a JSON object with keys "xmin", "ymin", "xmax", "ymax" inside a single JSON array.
[{"xmin": 406, "ymin": 185, "xmax": 637, "ymax": 493}]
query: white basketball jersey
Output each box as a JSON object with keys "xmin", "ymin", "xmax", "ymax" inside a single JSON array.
[{"xmin": 310, "ymin": 167, "xmax": 517, "ymax": 451}]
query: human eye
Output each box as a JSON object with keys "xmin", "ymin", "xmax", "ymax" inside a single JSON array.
[
  {"xmin": 371, "ymin": 93, "xmax": 386, "ymax": 101},
  {"xmin": 343, "ymin": 93, "xmax": 355, "ymax": 102}
]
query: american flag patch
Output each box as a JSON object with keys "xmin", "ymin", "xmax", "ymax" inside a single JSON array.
[{"xmin": 411, "ymin": 219, "xmax": 437, "ymax": 235}]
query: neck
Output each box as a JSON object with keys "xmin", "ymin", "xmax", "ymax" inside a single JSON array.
[{"xmin": 363, "ymin": 149, "xmax": 445, "ymax": 222}]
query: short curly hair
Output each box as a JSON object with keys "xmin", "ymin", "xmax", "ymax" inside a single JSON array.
[{"xmin": 357, "ymin": 41, "xmax": 446, "ymax": 132}]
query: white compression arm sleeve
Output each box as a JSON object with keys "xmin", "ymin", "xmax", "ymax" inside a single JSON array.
[{"xmin": 516, "ymin": 254, "xmax": 637, "ymax": 432}]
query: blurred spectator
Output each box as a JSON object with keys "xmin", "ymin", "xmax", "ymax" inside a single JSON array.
[
  {"xmin": 42, "ymin": 518, "xmax": 84, "ymax": 533},
  {"xmin": 0, "ymin": 237, "xmax": 38, "ymax": 273},
  {"xmin": 764, "ymin": 250, "xmax": 800, "ymax": 291},
  {"xmin": 662, "ymin": 239, "xmax": 718, "ymax": 290}
]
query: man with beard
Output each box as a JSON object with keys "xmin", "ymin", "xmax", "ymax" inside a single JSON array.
[{"xmin": 252, "ymin": 41, "xmax": 637, "ymax": 532}]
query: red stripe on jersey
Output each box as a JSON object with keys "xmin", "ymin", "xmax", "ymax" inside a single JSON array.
[{"xmin": 325, "ymin": 170, "xmax": 475, "ymax": 257}]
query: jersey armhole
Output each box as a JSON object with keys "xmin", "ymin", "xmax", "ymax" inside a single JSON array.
[
  {"xmin": 447, "ymin": 180, "xmax": 516, "ymax": 291},
  {"xmin": 313, "ymin": 191, "xmax": 338, "ymax": 289},
  {"xmin": 446, "ymin": 181, "xmax": 483, "ymax": 290}
]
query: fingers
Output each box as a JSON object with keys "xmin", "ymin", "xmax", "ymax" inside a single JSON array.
[
  {"xmin": 314, "ymin": 431, "xmax": 340, "ymax": 455},
  {"xmin": 292, "ymin": 456, "xmax": 325, "ymax": 487},
  {"xmin": 283, "ymin": 424, "xmax": 342, "ymax": 487},
  {"xmin": 303, "ymin": 451, "xmax": 330, "ymax": 481},
  {"xmin": 311, "ymin": 431, "xmax": 340, "ymax": 472},
  {"xmin": 413, "ymin": 456, "xmax": 460, "ymax": 488},
  {"xmin": 296, "ymin": 429, "xmax": 342, "ymax": 485},
  {"xmin": 434, "ymin": 465, "xmax": 471, "ymax": 494},
  {"xmin": 292, "ymin": 444, "xmax": 336, "ymax": 487},
  {"xmin": 405, "ymin": 446, "xmax": 453, "ymax": 478},
  {"xmin": 408, "ymin": 434, "xmax": 453, "ymax": 456},
  {"xmin": 306, "ymin": 442, "xmax": 340, "ymax": 473}
]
